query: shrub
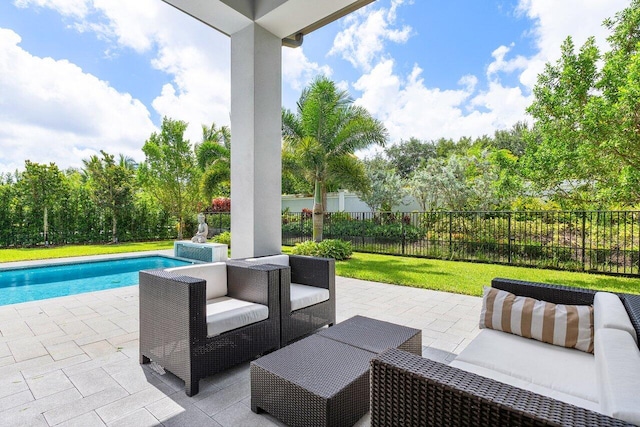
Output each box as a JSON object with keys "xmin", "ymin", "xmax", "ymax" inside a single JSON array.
[
  {"xmin": 291, "ymin": 239, "xmax": 353, "ymax": 260},
  {"xmin": 210, "ymin": 197, "xmax": 231, "ymax": 213},
  {"xmin": 301, "ymin": 208, "xmax": 312, "ymax": 219},
  {"xmin": 212, "ymin": 231, "xmax": 231, "ymax": 247}
]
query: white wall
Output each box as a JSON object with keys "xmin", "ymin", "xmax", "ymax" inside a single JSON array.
[{"xmin": 282, "ymin": 190, "xmax": 423, "ymax": 212}]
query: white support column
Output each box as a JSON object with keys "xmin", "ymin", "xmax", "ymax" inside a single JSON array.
[{"xmin": 230, "ymin": 23, "xmax": 282, "ymax": 258}]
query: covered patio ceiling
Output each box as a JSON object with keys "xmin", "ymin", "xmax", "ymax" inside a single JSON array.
[{"xmin": 162, "ymin": 0, "xmax": 374, "ymax": 45}]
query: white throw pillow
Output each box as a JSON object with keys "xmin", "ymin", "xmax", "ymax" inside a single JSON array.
[
  {"xmin": 165, "ymin": 262, "xmax": 228, "ymax": 300},
  {"xmin": 594, "ymin": 292, "xmax": 637, "ymax": 344}
]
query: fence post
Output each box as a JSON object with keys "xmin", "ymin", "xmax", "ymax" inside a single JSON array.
[
  {"xmin": 449, "ymin": 212, "xmax": 453, "ymax": 258},
  {"xmin": 582, "ymin": 211, "xmax": 587, "ymax": 271},
  {"xmin": 508, "ymin": 212, "xmax": 512, "ymax": 264},
  {"xmin": 401, "ymin": 216, "xmax": 406, "ymax": 255}
]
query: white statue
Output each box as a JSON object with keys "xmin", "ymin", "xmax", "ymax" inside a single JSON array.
[{"xmin": 191, "ymin": 213, "xmax": 209, "ymax": 243}]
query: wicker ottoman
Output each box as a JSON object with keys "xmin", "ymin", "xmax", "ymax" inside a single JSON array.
[
  {"xmin": 316, "ymin": 315, "xmax": 422, "ymax": 355},
  {"xmin": 251, "ymin": 316, "xmax": 422, "ymax": 427}
]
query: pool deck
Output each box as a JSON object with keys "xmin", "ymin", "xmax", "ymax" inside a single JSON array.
[{"xmin": 0, "ymin": 250, "xmax": 482, "ymax": 426}]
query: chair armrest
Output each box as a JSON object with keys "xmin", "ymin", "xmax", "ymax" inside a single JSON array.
[
  {"xmin": 371, "ymin": 348, "xmax": 630, "ymax": 427},
  {"xmin": 289, "ymin": 255, "xmax": 335, "ymax": 290},
  {"xmin": 227, "ymin": 263, "xmax": 280, "ymax": 311},
  {"xmin": 139, "ymin": 269, "xmax": 208, "ymax": 342}
]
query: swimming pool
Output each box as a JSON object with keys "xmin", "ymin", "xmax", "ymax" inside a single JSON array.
[{"xmin": 0, "ymin": 255, "xmax": 193, "ymax": 305}]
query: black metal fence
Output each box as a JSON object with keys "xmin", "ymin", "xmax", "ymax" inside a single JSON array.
[{"xmin": 282, "ymin": 211, "xmax": 640, "ymax": 277}]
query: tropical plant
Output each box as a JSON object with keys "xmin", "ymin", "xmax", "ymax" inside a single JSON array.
[
  {"xmin": 282, "ymin": 76, "xmax": 388, "ymax": 241},
  {"xmin": 195, "ymin": 122, "xmax": 231, "ymax": 201}
]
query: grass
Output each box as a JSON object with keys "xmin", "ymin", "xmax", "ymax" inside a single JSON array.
[
  {"xmin": 334, "ymin": 252, "xmax": 640, "ymax": 297},
  {"xmin": 0, "ymin": 241, "xmax": 175, "ymax": 263},
  {"xmin": 3, "ymin": 243, "xmax": 638, "ymax": 297}
]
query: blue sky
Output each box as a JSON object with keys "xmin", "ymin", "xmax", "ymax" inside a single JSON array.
[{"xmin": 0, "ymin": 0, "xmax": 630, "ymax": 173}]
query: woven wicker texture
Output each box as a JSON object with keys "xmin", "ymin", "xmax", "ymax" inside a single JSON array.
[
  {"xmin": 251, "ymin": 334, "xmax": 374, "ymax": 427},
  {"xmin": 139, "ymin": 263, "xmax": 281, "ymax": 396},
  {"xmin": 317, "ymin": 315, "xmax": 422, "ymax": 355}
]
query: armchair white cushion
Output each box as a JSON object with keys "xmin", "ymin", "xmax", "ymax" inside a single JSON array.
[
  {"xmin": 205, "ymin": 297, "xmax": 269, "ymax": 337},
  {"xmin": 290, "ymin": 283, "xmax": 330, "ymax": 311},
  {"xmin": 165, "ymin": 262, "xmax": 227, "ymax": 300}
]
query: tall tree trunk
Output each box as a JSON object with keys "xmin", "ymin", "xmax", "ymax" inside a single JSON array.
[
  {"xmin": 43, "ymin": 206, "xmax": 48, "ymax": 247},
  {"xmin": 112, "ymin": 213, "xmax": 117, "ymax": 244},
  {"xmin": 178, "ymin": 215, "xmax": 184, "ymax": 240},
  {"xmin": 312, "ymin": 180, "xmax": 323, "ymax": 242}
]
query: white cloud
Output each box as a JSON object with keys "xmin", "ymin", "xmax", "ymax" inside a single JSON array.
[
  {"xmin": 0, "ymin": 28, "xmax": 155, "ymax": 172},
  {"xmin": 329, "ymin": 1, "xmax": 412, "ymax": 71},
  {"xmin": 14, "ymin": 0, "xmax": 89, "ymax": 18},
  {"xmin": 516, "ymin": 0, "xmax": 628, "ymax": 88},
  {"xmin": 282, "ymin": 47, "xmax": 332, "ymax": 91}
]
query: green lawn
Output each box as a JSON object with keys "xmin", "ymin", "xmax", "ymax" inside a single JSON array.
[
  {"xmin": 335, "ymin": 252, "xmax": 640, "ymax": 296},
  {"xmin": 2, "ymin": 243, "xmax": 638, "ymax": 297},
  {"xmin": 0, "ymin": 241, "xmax": 175, "ymax": 262}
]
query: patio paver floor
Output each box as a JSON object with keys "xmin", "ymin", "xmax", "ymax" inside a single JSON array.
[{"xmin": 0, "ymin": 256, "xmax": 482, "ymax": 426}]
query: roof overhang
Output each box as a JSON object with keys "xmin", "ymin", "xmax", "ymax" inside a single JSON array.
[{"xmin": 162, "ymin": 0, "xmax": 375, "ymax": 46}]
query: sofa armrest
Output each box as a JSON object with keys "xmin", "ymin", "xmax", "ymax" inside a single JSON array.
[
  {"xmin": 289, "ymin": 255, "xmax": 335, "ymax": 290},
  {"xmin": 371, "ymin": 348, "xmax": 630, "ymax": 427}
]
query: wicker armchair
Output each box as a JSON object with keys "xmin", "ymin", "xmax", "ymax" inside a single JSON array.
[
  {"xmin": 231, "ymin": 254, "xmax": 336, "ymax": 346},
  {"xmin": 370, "ymin": 278, "xmax": 640, "ymax": 427},
  {"xmin": 139, "ymin": 263, "xmax": 280, "ymax": 396}
]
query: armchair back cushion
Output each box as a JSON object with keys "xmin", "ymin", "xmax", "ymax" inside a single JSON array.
[
  {"xmin": 205, "ymin": 296, "xmax": 269, "ymax": 337},
  {"xmin": 165, "ymin": 262, "xmax": 228, "ymax": 300},
  {"xmin": 594, "ymin": 292, "xmax": 638, "ymax": 344},
  {"xmin": 595, "ymin": 327, "xmax": 640, "ymax": 424},
  {"xmin": 480, "ymin": 286, "xmax": 594, "ymax": 353},
  {"xmin": 245, "ymin": 255, "xmax": 289, "ymax": 266}
]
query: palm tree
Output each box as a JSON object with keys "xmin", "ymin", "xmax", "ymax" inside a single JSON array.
[
  {"xmin": 195, "ymin": 123, "xmax": 231, "ymax": 202},
  {"xmin": 283, "ymin": 76, "xmax": 387, "ymax": 241}
]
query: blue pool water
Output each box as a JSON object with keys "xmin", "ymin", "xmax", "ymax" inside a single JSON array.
[{"xmin": 0, "ymin": 256, "xmax": 192, "ymax": 305}]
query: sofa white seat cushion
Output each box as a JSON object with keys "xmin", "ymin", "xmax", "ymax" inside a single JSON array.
[
  {"xmin": 595, "ymin": 328, "xmax": 640, "ymax": 425},
  {"xmin": 452, "ymin": 328, "xmax": 598, "ymax": 404},
  {"xmin": 205, "ymin": 296, "xmax": 269, "ymax": 337},
  {"xmin": 245, "ymin": 254, "xmax": 289, "ymax": 266},
  {"xmin": 449, "ymin": 359, "xmax": 600, "ymax": 413},
  {"xmin": 165, "ymin": 262, "xmax": 227, "ymax": 300},
  {"xmin": 594, "ymin": 292, "xmax": 638, "ymax": 344},
  {"xmin": 290, "ymin": 283, "xmax": 330, "ymax": 311}
]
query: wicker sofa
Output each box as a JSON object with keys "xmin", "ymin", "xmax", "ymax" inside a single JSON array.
[
  {"xmin": 370, "ymin": 278, "xmax": 640, "ymax": 427},
  {"xmin": 233, "ymin": 254, "xmax": 336, "ymax": 345},
  {"xmin": 139, "ymin": 262, "xmax": 281, "ymax": 396}
]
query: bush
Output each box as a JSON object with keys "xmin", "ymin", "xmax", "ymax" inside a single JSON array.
[
  {"xmin": 212, "ymin": 231, "xmax": 231, "ymax": 247},
  {"xmin": 291, "ymin": 239, "xmax": 353, "ymax": 260},
  {"xmin": 210, "ymin": 197, "xmax": 231, "ymax": 213}
]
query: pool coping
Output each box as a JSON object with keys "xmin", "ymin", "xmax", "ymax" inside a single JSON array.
[{"xmin": 0, "ymin": 249, "xmax": 177, "ymax": 270}]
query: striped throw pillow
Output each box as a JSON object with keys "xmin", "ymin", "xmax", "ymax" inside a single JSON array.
[{"xmin": 480, "ymin": 286, "xmax": 594, "ymax": 353}]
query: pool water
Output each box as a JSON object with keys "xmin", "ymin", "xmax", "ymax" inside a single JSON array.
[{"xmin": 0, "ymin": 256, "xmax": 193, "ymax": 305}]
